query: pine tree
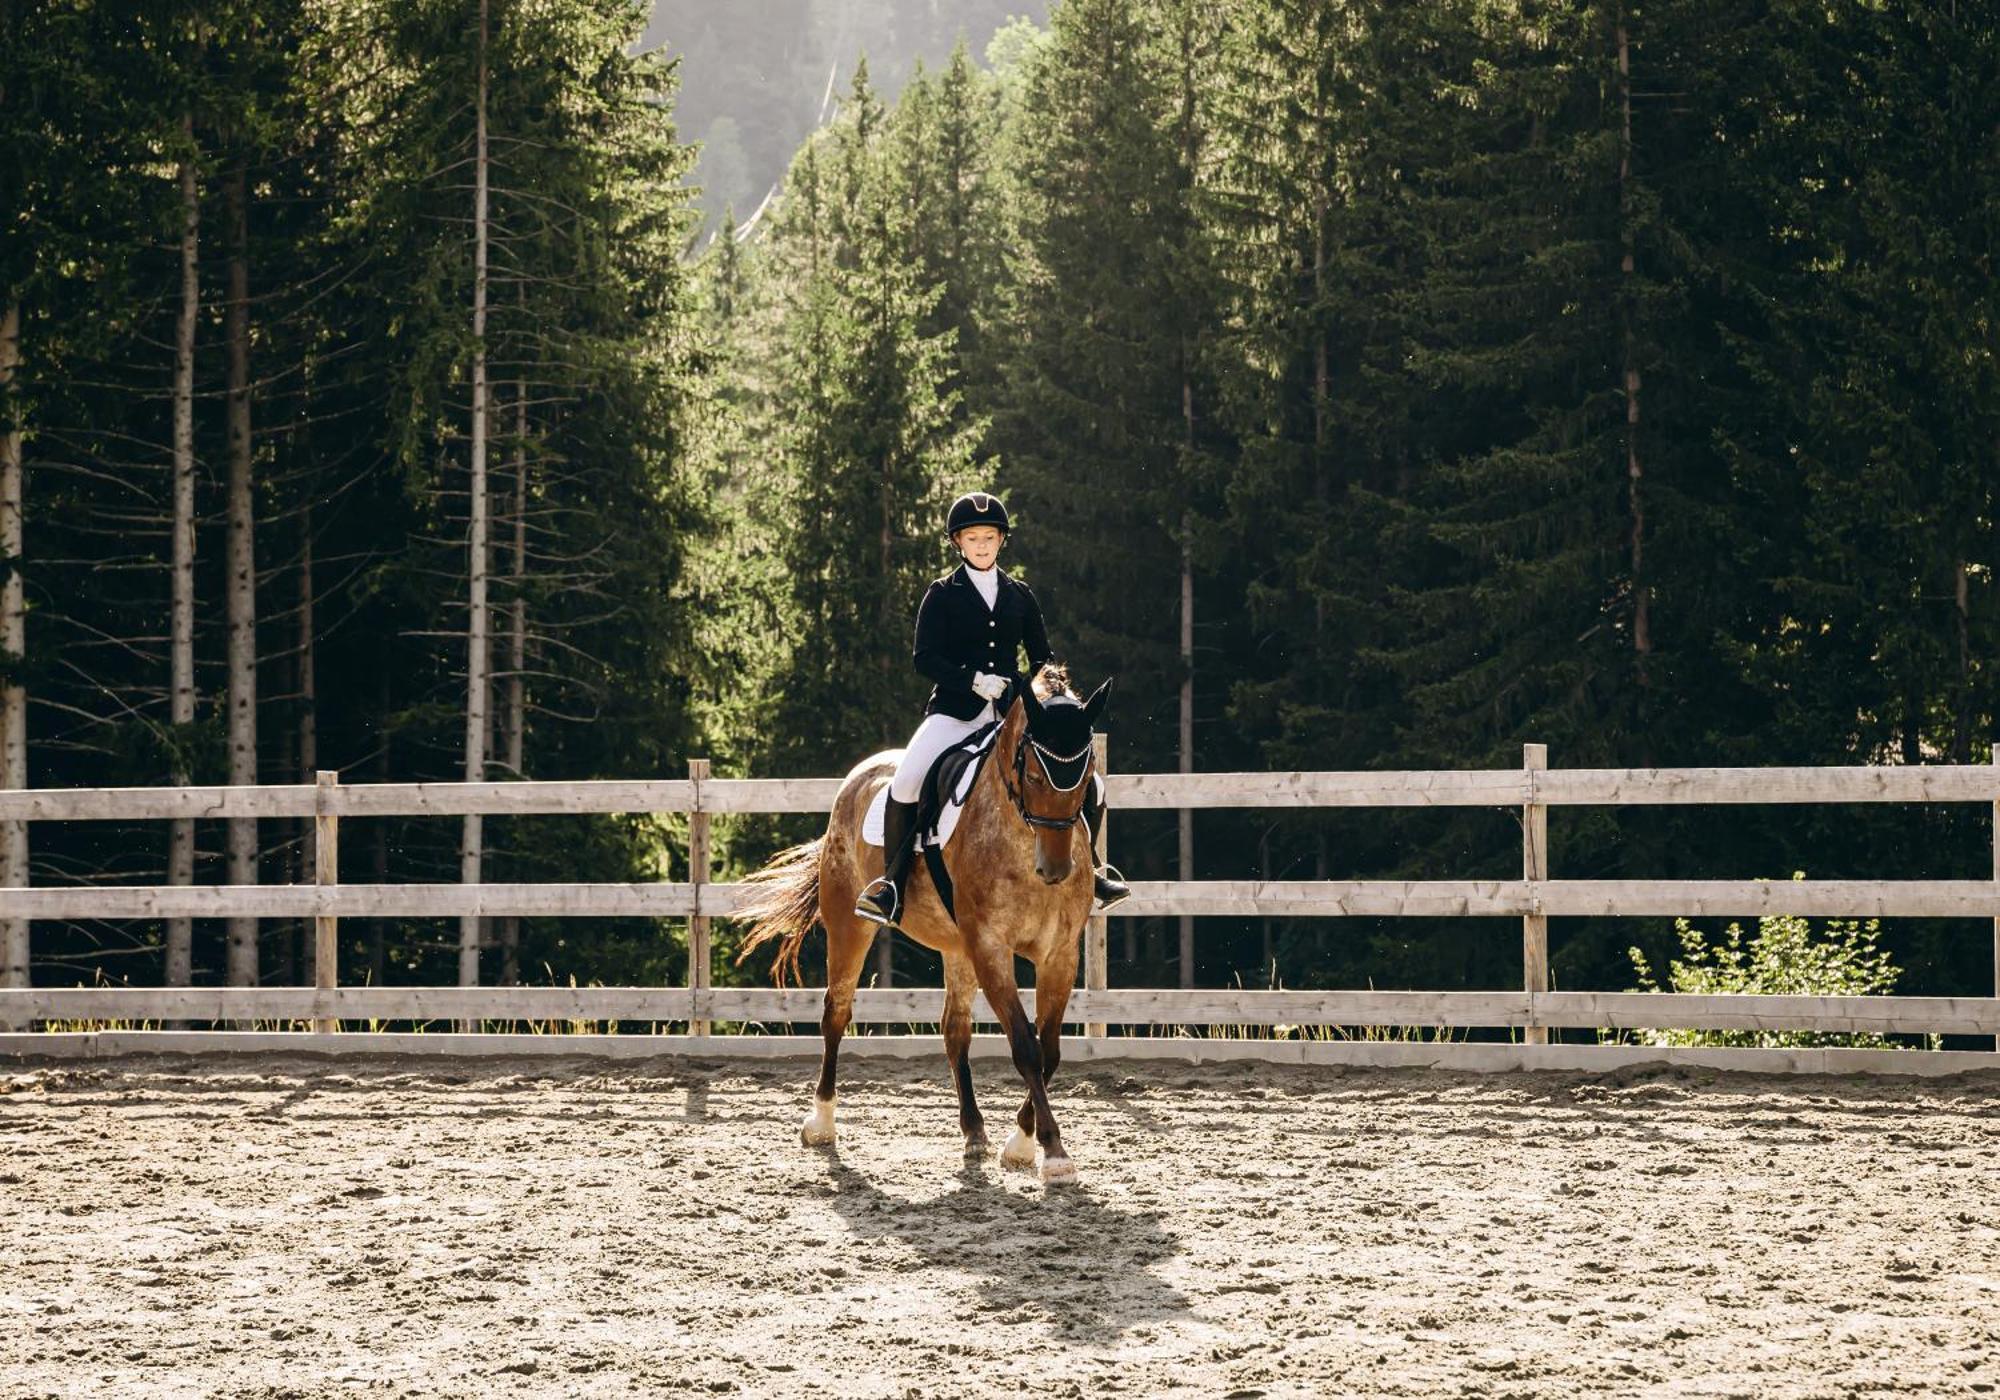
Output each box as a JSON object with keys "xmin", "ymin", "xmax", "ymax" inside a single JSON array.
[
  {"xmin": 750, "ymin": 66, "xmax": 985, "ymax": 779},
  {"xmin": 986, "ymin": 0, "xmax": 1228, "ymax": 982}
]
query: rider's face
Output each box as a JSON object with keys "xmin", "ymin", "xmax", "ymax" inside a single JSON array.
[{"xmin": 955, "ymin": 526, "xmax": 1003, "ymax": 570}]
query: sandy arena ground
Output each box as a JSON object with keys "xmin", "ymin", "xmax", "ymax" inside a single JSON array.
[{"xmin": 2, "ymin": 1051, "xmax": 1998, "ymax": 1398}]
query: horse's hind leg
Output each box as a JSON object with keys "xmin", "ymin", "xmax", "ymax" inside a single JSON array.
[
  {"xmin": 803, "ymin": 910, "xmax": 874, "ymax": 1147},
  {"xmin": 942, "ymin": 952, "xmax": 987, "ymax": 1155}
]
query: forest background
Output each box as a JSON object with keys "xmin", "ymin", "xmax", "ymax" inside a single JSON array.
[{"xmin": 3, "ymin": 0, "xmax": 1997, "ymax": 1014}]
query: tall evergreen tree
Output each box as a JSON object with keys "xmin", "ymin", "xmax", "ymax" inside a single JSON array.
[
  {"xmin": 988, "ymin": 0, "xmax": 1229, "ymax": 981},
  {"xmin": 752, "ymin": 65, "xmax": 985, "ymax": 779}
]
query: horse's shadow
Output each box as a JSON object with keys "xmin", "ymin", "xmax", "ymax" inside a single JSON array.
[{"xmin": 818, "ymin": 1147, "xmax": 1188, "ymax": 1341}]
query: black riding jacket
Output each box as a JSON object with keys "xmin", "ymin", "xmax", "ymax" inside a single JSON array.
[{"xmin": 912, "ymin": 564, "xmax": 1054, "ymax": 719}]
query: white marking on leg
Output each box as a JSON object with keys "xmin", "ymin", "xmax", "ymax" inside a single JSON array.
[
  {"xmin": 800, "ymin": 1095, "xmax": 836, "ymax": 1147},
  {"xmin": 1000, "ymin": 1127, "xmax": 1037, "ymax": 1169}
]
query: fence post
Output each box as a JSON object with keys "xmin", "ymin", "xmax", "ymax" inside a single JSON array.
[
  {"xmin": 314, "ymin": 771, "xmax": 339, "ymax": 1034},
  {"xmin": 1522, "ymin": 743, "xmax": 1549, "ymax": 1045},
  {"xmin": 689, "ymin": 758, "xmax": 711, "ymax": 1039},
  {"xmin": 1086, "ymin": 733, "xmax": 1109, "ymax": 1038},
  {"xmin": 1992, "ymin": 749, "xmax": 1998, "ymax": 1052}
]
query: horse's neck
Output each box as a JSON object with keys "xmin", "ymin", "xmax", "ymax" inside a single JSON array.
[{"xmin": 964, "ymin": 730, "xmax": 1030, "ymax": 851}]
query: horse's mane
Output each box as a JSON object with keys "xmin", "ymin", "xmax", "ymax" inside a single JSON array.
[{"xmin": 1031, "ymin": 661, "xmax": 1078, "ymax": 704}]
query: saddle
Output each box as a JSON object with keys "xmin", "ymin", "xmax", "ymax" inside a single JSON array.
[
  {"xmin": 915, "ymin": 722, "xmax": 998, "ymax": 843},
  {"xmin": 863, "ymin": 719, "xmax": 1002, "ymax": 852},
  {"xmin": 862, "ymin": 719, "xmax": 1003, "ymax": 923}
]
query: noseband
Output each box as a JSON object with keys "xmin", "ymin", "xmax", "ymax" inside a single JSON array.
[{"xmin": 1002, "ymin": 732, "xmax": 1093, "ymax": 832}]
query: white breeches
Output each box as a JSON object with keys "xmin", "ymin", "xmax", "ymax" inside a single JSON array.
[{"xmin": 889, "ymin": 704, "xmax": 996, "ymax": 803}]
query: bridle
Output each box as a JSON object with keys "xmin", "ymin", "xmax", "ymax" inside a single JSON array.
[{"xmin": 1001, "ymin": 728, "xmax": 1094, "ymax": 832}]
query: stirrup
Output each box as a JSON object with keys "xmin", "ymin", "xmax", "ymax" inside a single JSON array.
[
  {"xmin": 854, "ymin": 876, "xmax": 902, "ymax": 928},
  {"xmin": 1092, "ymin": 863, "xmax": 1130, "ymax": 911}
]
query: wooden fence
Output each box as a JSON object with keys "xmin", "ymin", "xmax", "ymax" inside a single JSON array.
[{"xmin": 2, "ymin": 747, "xmax": 1999, "ymax": 1072}]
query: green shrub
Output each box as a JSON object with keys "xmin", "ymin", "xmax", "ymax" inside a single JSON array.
[{"xmin": 1621, "ymin": 875, "xmax": 1916, "ymax": 1049}]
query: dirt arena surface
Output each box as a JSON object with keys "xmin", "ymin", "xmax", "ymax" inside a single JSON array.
[{"xmin": 3, "ymin": 1052, "xmax": 1998, "ymax": 1398}]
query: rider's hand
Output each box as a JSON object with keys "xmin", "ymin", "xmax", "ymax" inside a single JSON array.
[{"xmin": 971, "ymin": 671, "xmax": 1009, "ymax": 701}]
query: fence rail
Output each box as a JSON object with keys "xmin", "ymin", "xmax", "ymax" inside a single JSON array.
[
  {"xmin": 6, "ymin": 986, "xmax": 1998, "ymax": 1037},
  {"xmin": 11, "ymin": 763, "xmax": 2000, "ymax": 822},
  {"xmin": 2, "ymin": 751, "xmax": 1999, "ymax": 1065},
  {"xmin": 3, "ymin": 877, "xmax": 1998, "ymax": 922}
]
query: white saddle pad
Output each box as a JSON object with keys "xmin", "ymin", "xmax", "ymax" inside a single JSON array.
[{"xmin": 863, "ymin": 736, "xmax": 1102, "ymax": 850}]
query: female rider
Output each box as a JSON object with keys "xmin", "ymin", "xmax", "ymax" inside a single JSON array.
[{"xmin": 853, "ymin": 490, "xmax": 1130, "ymax": 927}]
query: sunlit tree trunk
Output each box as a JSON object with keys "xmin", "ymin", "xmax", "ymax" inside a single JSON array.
[
  {"xmin": 224, "ymin": 161, "xmax": 259, "ymax": 986},
  {"xmin": 167, "ymin": 124, "xmax": 199, "ymax": 988},
  {"xmin": 0, "ymin": 298, "xmax": 27, "ymax": 993},
  {"xmin": 296, "ymin": 503, "xmax": 317, "ymax": 982},
  {"xmin": 459, "ymin": 0, "xmax": 492, "ymax": 990},
  {"xmin": 1618, "ymin": 12, "xmax": 1649, "ymax": 691},
  {"xmin": 499, "ymin": 380, "xmax": 527, "ymax": 985}
]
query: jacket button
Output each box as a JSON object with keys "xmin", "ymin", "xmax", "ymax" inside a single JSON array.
[{"xmin": 988, "ymin": 620, "xmax": 995, "ymax": 627}]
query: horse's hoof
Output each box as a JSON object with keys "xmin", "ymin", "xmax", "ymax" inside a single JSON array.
[
  {"xmin": 999, "ymin": 1128, "xmax": 1037, "ymax": 1170},
  {"xmin": 1040, "ymin": 1155, "xmax": 1078, "ymax": 1186},
  {"xmin": 800, "ymin": 1100, "xmax": 836, "ymax": 1147},
  {"xmin": 963, "ymin": 1133, "xmax": 991, "ymax": 1157}
]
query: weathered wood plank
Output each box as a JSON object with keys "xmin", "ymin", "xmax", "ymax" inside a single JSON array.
[
  {"xmin": 1067, "ymin": 878, "xmax": 2000, "ymax": 920},
  {"xmin": 7, "ymin": 763, "xmax": 2000, "ymax": 824},
  {"xmin": 682, "ymin": 987, "xmax": 1515, "ymax": 1025},
  {"xmin": 1538, "ymin": 766, "xmax": 2000, "ymax": 806},
  {"xmin": 7, "ymin": 877, "xmax": 1995, "ymax": 922},
  {"xmin": 1535, "ymin": 991, "xmax": 2000, "ymax": 1036},
  {"xmin": 0, "ymin": 785, "xmax": 320, "ymax": 821},
  {"xmin": 1086, "ymin": 732, "xmax": 1110, "ymax": 1038},
  {"xmin": 695, "ymin": 777, "xmax": 847, "ymax": 813},
  {"xmin": 1103, "ymin": 770, "xmax": 1531, "ymax": 809},
  {"xmin": 688, "ymin": 759, "xmax": 712, "ymax": 1037},
  {"xmin": 1522, "ymin": 744, "xmax": 1550, "ymax": 1047},
  {"xmin": 1537, "ymin": 879, "xmax": 2000, "ymax": 918},
  {"xmin": 0, "ymin": 779, "xmax": 703, "ymax": 822},
  {"xmin": 1105, "ymin": 881, "xmax": 1534, "ymax": 917},
  {"xmin": 313, "ymin": 772, "xmax": 339, "ymax": 1033},
  {"xmin": 5, "ymin": 1030, "xmax": 1997, "ymax": 1078},
  {"xmin": 5, "ymin": 986, "xmax": 696, "ymax": 1022},
  {"xmin": 0, "ymin": 883, "xmax": 700, "ymax": 919},
  {"xmin": 8, "ymin": 986, "xmax": 1991, "ymax": 1035},
  {"xmin": 331, "ymin": 780, "xmax": 699, "ymax": 818}
]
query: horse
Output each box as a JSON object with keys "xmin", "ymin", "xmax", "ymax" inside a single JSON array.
[{"xmin": 733, "ymin": 662, "xmax": 1111, "ymax": 1186}]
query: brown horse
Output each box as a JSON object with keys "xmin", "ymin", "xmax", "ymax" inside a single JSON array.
[{"xmin": 734, "ymin": 663, "xmax": 1110, "ymax": 1185}]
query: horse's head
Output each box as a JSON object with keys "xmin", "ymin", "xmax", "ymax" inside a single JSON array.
[{"xmin": 999, "ymin": 663, "xmax": 1113, "ymax": 885}]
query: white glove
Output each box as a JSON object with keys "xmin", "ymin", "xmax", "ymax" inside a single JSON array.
[{"xmin": 971, "ymin": 671, "xmax": 1009, "ymax": 701}]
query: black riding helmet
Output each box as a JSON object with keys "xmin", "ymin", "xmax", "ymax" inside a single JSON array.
[{"xmin": 946, "ymin": 490, "xmax": 1010, "ymax": 538}]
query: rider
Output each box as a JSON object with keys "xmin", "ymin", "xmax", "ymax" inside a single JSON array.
[{"xmin": 853, "ymin": 490, "xmax": 1130, "ymax": 928}]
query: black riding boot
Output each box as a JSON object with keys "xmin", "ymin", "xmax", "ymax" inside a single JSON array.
[
  {"xmin": 1081, "ymin": 786, "xmax": 1130, "ymax": 910},
  {"xmin": 855, "ymin": 796, "xmax": 920, "ymax": 927}
]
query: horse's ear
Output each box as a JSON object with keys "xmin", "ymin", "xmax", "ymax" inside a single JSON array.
[
  {"xmin": 1018, "ymin": 675, "xmax": 1044, "ymax": 728},
  {"xmin": 1083, "ymin": 675, "xmax": 1114, "ymax": 727},
  {"xmin": 1000, "ymin": 682, "xmax": 1029, "ymax": 751}
]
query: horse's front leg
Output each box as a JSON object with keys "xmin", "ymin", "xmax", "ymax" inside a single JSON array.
[
  {"xmin": 967, "ymin": 947, "xmax": 1072, "ymax": 1185},
  {"xmin": 1004, "ymin": 1000, "xmax": 1076, "ymax": 1182},
  {"xmin": 988, "ymin": 947, "xmax": 1078, "ymax": 1184},
  {"xmin": 941, "ymin": 952, "xmax": 988, "ymax": 1155}
]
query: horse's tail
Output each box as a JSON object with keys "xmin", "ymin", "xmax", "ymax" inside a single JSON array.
[{"xmin": 731, "ymin": 837, "xmax": 824, "ymax": 986}]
